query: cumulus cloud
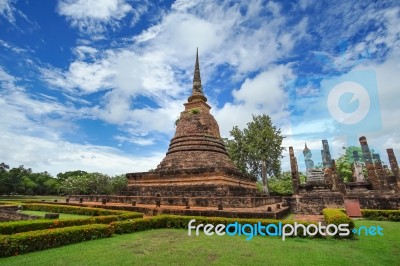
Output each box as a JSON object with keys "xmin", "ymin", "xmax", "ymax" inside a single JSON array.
[
  {"xmin": 215, "ymin": 65, "xmax": 294, "ymax": 137},
  {"xmin": 43, "ymin": 0, "xmax": 307, "ymax": 142}
]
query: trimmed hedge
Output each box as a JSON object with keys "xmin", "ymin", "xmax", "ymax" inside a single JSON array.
[
  {"xmin": 340, "ymin": 208, "xmax": 400, "ymax": 222},
  {"xmin": 0, "ymin": 201, "xmax": 18, "ymax": 205},
  {"xmin": 323, "ymin": 208, "xmax": 355, "ymax": 238},
  {"xmin": 0, "ymin": 212, "xmax": 142, "ymax": 235},
  {"xmin": 22, "ymin": 204, "xmax": 132, "ymax": 216},
  {"xmin": 111, "ymin": 215, "xmax": 319, "ymax": 238},
  {"xmin": 361, "ymin": 209, "xmax": 400, "ymax": 222},
  {"xmin": 0, "ymin": 224, "xmax": 113, "ymax": 257}
]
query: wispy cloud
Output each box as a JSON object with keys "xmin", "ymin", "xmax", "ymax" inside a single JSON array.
[{"xmin": 0, "ymin": 0, "xmax": 17, "ymax": 24}]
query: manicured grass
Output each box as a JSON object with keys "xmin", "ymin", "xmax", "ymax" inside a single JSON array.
[
  {"xmin": 0, "ymin": 220, "xmax": 398, "ymax": 265},
  {"xmin": 18, "ymin": 210, "xmax": 91, "ymax": 220}
]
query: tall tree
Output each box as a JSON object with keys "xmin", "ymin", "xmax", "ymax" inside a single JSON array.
[{"xmin": 225, "ymin": 114, "xmax": 285, "ymax": 195}]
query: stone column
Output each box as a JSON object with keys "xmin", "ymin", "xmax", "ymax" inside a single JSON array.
[
  {"xmin": 331, "ymin": 159, "xmax": 346, "ymax": 194},
  {"xmin": 387, "ymin": 148, "xmax": 400, "ymax": 191},
  {"xmin": 289, "ymin": 147, "xmax": 300, "ymax": 195},
  {"xmin": 373, "ymin": 153, "xmax": 388, "ymax": 189},
  {"xmin": 359, "ymin": 136, "xmax": 380, "ymax": 190}
]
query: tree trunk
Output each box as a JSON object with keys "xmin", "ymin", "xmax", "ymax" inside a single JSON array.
[{"xmin": 262, "ymin": 160, "xmax": 269, "ymax": 195}]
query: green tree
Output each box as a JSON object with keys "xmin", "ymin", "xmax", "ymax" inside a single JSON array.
[
  {"xmin": 225, "ymin": 114, "xmax": 285, "ymax": 195},
  {"xmin": 57, "ymin": 170, "xmax": 88, "ymax": 181},
  {"xmin": 0, "ymin": 163, "xmax": 10, "ymax": 195},
  {"xmin": 299, "ymin": 172, "xmax": 307, "ymax": 184},
  {"xmin": 336, "ymin": 146, "xmax": 367, "ymax": 182},
  {"xmin": 109, "ymin": 174, "xmax": 128, "ymax": 194},
  {"xmin": 8, "ymin": 165, "xmax": 32, "ymax": 194},
  {"xmin": 268, "ymin": 171, "xmax": 293, "ymax": 195}
]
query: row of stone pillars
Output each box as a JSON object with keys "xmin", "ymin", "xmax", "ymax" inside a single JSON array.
[{"xmin": 290, "ymin": 136, "xmax": 400, "ymax": 194}]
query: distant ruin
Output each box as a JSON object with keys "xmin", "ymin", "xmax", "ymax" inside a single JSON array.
[{"xmin": 286, "ymin": 136, "xmax": 400, "ymax": 214}]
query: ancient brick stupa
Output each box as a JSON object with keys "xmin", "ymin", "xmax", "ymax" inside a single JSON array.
[{"xmin": 126, "ymin": 50, "xmax": 259, "ymax": 207}]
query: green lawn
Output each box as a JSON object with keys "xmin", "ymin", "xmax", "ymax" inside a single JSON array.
[
  {"xmin": 0, "ymin": 220, "xmax": 398, "ymax": 266},
  {"xmin": 18, "ymin": 210, "xmax": 91, "ymax": 220}
]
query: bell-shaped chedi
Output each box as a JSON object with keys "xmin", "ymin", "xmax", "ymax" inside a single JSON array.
[
  {"xmin": 157, "ymin": 49, "xmax": 236, "ymax": 170},
  {"xmin": 126, "ymin": 50, "xmax": 258, "ymax": 205}
]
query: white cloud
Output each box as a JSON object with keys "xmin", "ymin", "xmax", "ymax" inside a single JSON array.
[
  {"xmin": 57, "ymin": 0, "xmax": 148, "ymax": 34},
  {"xmin": 215, "ymin": 65, "xmax": 293, "ymax": 137},
  {"xmin": 0, "ymin": 131, "xmax": 163, "ymax": 176},
  {"xmin": 41, "ymin": 59, "xmax": 115, "ymax": 94},
  {"xmin": 43, "ymin": 0, "xmax": 307, "ymax": 144},
  {"xmin": 0, "ymin": 66, "xmax": 162, "ymax": 176}
]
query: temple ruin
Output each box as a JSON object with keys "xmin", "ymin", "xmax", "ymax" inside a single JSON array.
[
  {"xmin": 286, "ymin": 136, "xmax": 400, "ymax": 214},
  {"xmin": 125, "ymin": 50, "xmax": 270, "ymax": 208}
]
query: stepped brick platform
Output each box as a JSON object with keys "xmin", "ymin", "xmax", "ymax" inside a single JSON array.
[
  {"xmin": 44, "ymin": 199, "xmax": 290, "ymax": 219},
  {"xmin": 68, "ymin": 194, "xmax": 282, "ymax": 208},
  {"xmin": 125, "ymin": 50, "xmax": 259, "ymax": 206}
]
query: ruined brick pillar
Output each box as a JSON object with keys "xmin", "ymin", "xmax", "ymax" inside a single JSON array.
[
  {"xmin": 373, "ymin": 153, "xmax": 388, "ymax": 189},
  {"xmin": 359, "ymin": 136, "xmax": 380, "ymax": 190},
  {"xmin": 289, "ymin": 147, "xmax": 300, "ymax": 195},
  {"xmin": 321, "ymin": 139, "xmax": 332, "ymax": 169},
  {"xmin": 331, "ymin": 159, "xmax": 346, "ymax": 194},
  {"xmin": 387, "ymin": 148, "xmax": 400, "ymax": 190}
]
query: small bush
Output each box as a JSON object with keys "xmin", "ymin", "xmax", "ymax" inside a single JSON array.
[
  {"xmin": 190, "ymin": 108, "xmax": 200, "ymax": 114},
  {"xmin": 323, "ymin": 208, "xmax": 355, "ymax": 238},
  {"xmin": 0, "ymin": 224, "xmax": 113, "ymax": 257}
]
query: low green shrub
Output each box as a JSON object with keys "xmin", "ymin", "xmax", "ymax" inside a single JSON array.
[
  {"xmin": 22, "ymin": 203, "xmax": 140, "ymax": 216},
  {"xmin": 0, "ymin": 224, "xmax": 113, "ymax": 257},
  {"xmin": 323, "ymin": 208, "xmax": 355, "ymax": 238},
  {"xmin": 0, "ymin": 213, "xmax": 142, "ymax": 235},
  {"xmin": 340, "ymin": 208, "xmax": 399, "ymax": 222},
  {"xmin": 361, "ymin": 209, "xmax": 400, "ymax": 222},
  {"xmin": 111, "ymin": 215, "xmax": 318, "ymax": 239}
]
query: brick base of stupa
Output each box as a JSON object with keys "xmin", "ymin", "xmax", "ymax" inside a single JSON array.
[{"xmin": 125, "ymin": 167, "xmax": 265, "ymax": 208}]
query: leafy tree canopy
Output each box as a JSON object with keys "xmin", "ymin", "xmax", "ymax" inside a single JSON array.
[{"xmin": 225, "ymin": 114, "xmax": 285, "ymax": 194}]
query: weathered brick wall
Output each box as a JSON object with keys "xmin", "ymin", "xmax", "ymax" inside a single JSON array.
[
  {"xmin": 67, "ymin": 195, "xmax": 282, "ymax": 208},
  {"xmin": 0, "ymin": 206, "xmax": 40, "ymax": 221},
  {"xmin": 284, "ymin": 195, "xmax": 400, "ymax": 214}
]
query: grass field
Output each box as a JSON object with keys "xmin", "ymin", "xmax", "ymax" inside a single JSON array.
[
  {"xmin": 0, "ymin": 220, "xmax": 398, "ymax": 266},
  {"xmin": 18, "ymin": 210, "xmax": 91, "ymax": 220}
]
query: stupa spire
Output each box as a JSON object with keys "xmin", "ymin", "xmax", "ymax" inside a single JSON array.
[
  {"xmin": 188, "ymin": 48, "xmax": 207, "ymax": 103},
  {"xmin": 193, "ymin": 48, "xmax": 202, "ymax": 93}
]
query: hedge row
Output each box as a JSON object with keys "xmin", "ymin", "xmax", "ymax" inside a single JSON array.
[
  {"xmin": 0, "ymin": 212, "xmax": 142, "ymax": 235},
  {"xmin": 0, "ymin": 224, "xmax": 113, "ymax": 257},
  {"xmin": 339, "ymin": 208, "xmax": 400, "ymax": 222},
  {"xmin": 22, "ymin": 203, "xmax": 136, "ymax": 216},
  {"xmin": 0, "ymin": 201, "xmax": 17, "ymax": 205},
  {"xmin": 323, "ymin": 208, "xmax": 355, "ymax": 238},
  {"xmin": 111, "ymin": 215, "xmax": 320, "ymax": 238},
  {"xmin": 361, "ymin": 209, "xmax": 400, "ymax": 221}
]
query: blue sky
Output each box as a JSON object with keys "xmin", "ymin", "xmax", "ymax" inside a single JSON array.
[{"xmin": 1, "ymin": 0, "xmax": 399, "ymax": 176}]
